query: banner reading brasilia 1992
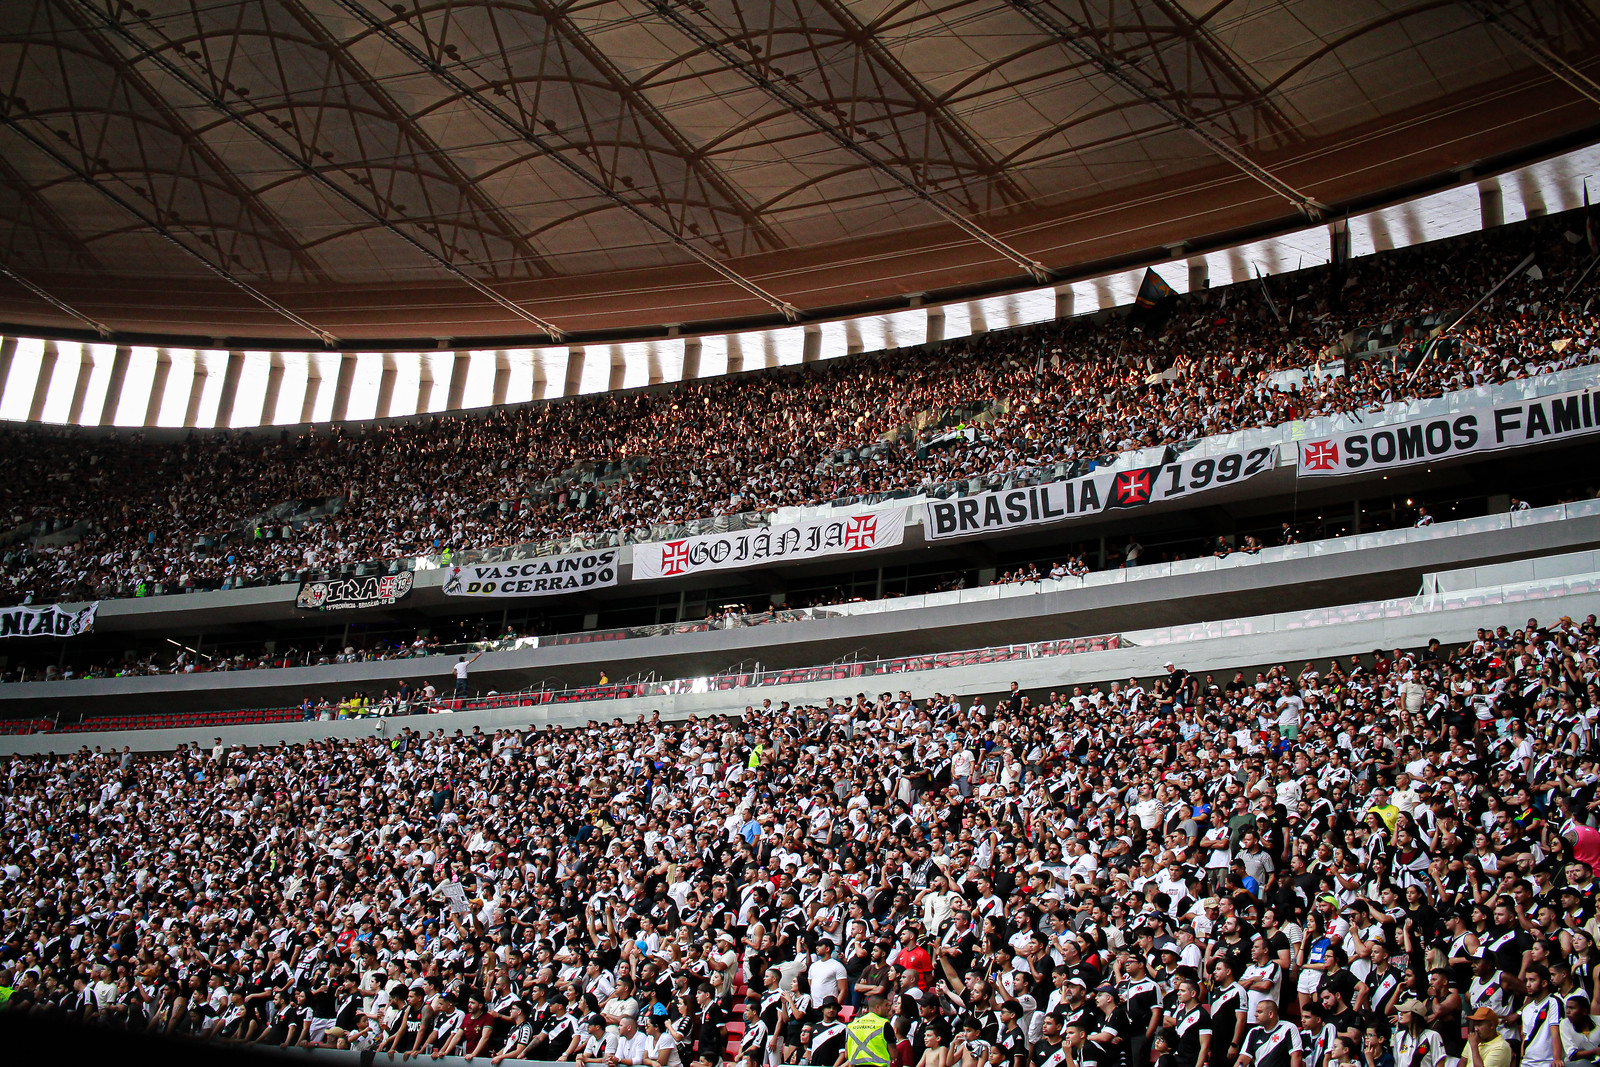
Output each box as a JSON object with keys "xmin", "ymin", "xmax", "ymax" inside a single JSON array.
[
  {"xmin": 1296, "ymin": 386, "xmax": 1600, "ymax": 477},
  {"xmin": 922, "ymin": 447, "xmax": 1278, "ymax": 541}
]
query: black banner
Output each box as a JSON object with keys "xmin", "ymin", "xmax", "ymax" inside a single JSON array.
[{"xmin": 296, "ymin": 571, "xmax": 414, "ymax": 611}]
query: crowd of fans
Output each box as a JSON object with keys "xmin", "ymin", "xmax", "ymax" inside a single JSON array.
[
  {"xmin": 2, "ymin": 610, "xmax": 1598, "ymax": 1067},
  {"xmin": 1, "ymin": 212, "xmax": 1597, "ymax": 606}
]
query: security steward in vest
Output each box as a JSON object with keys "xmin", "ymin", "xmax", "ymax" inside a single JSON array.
[{"xmin": 838, "ymin": 994, "xmax": 900, "ymax": 1067}]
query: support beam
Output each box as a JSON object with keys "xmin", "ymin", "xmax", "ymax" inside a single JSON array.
[
  {"xmin": 803, "ymin": 325, "xmax": 822, "ymax": 363},
  {"xmin": 328, "ymin": 0, "xmax": 797, "ymax": 323},
  {"xmin": 213, "ymin": 351, "xmax": 245, "ymax": 429},
  {"xmin": 260, "ymin": 355, "xmax": 286, "ymax": 426},
  {"xmin": 1480, "ymin": 184, "xmax": 1505, "ymax": 228},
  {"xmin": 445, "ymin": 353, "xmax": 470, "ymax": 411},
  {"xmin": 145, "ymin": 350, "xmax": 174, "ymax": 426},
  {"xmin": 182, "ymin": 356, "xmax": 208, "ymax": 428},
  {"xmin": 681, "ymin": 340, "xmax": 702, "ymax": 381},
  {"xmin": 375, "ymin": 355, "xmax": 398, "ymax": 419},
  {"xmin": 99, "ymin": 345, "xmax": 131, "ymax": 426},
  {"xmin": 926, "ymin": 309, "xmax": 945, "ymax": 345},
  {"xmin": 27, "ymin": 341, "xmax": 60, "ymax": 422},
  {"xmin": 59, "ymin": 0, "xmax": 557, "ymax": 341},
  {"xmin": 67, "ymin": 346, "xmax": 95, "ymax": 425},
  {"xmin": 492, "ymin": 354, "xmax": 511, "ymax": 407},
  {"xmin": 647, "ymin": 346, "xmax": 667, "ymax": 386},
  {"xmin": 331, "ymin": 354, "xmax": 358, "ymax": 422},
  {"xmin": 563, "ymin": 348, "xmax": 585, "ymax": 397},
  {"xmin": 608, "ymin": 350, "xmax": 626, "ymax": 392},
  {"xmin": 0, "ymin": 111, "xmax": 335, "ymax": 345},
  {"xmin": 1006, "ymin": 0, "xmax": 1326, "ymax": 220},
  {"xmin": 1188, "ymin": 260, "xmax": 1209, "ymax": 292},
  {"xmin": 650, "ymin": 1, "xmax": 1051, "ymax": 283},
  {"xmin": 1462, "ymin": 0, "xmax": 1600, "ymax": 107}
]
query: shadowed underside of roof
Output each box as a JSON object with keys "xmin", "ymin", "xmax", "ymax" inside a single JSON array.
[{"xmin": 0, "ymin": 0, "xmax": 1597, "ymax": 347}]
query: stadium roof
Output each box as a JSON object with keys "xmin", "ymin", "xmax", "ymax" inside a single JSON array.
[{"xmin": 0, "ymin": 0, "xmax": 1598, "ymax": 348}]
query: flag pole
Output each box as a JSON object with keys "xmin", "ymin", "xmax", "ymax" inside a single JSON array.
[{"xmin": 1406, "ymin": 250, "xmax": 1535, "ymax": 383}]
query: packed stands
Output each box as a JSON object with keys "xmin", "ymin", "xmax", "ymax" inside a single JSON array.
[
  {"xmin": 2, "ymin": 212, "xmax": 1597, "ymax": 606},
  {"xmin": 0, "ymin": 608, "xmax": 1595, "ymax": 1067}
]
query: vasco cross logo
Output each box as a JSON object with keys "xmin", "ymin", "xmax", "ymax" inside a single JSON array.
[
  {"xmin": 659, "ymin": 540, "xmax": 692, "ymax": 576},
  {"xmin": 1302, "ymin": 441, "xmax": 1340, "ymax": 470},
  {"xmin": 1113, "ymin": 468, "xmax": 1153, "ymax": 505},
  {"xmin": 843, "ymin": 514, "xmax": 878, "ymax": 551}
]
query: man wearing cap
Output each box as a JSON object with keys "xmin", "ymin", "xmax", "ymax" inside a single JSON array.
[
  {"xmin": 839, "ymin": 993, "xmax": 898, "ymax": 1067},
  {"xmin": 1465, "ymin": 1005, "xmax": 1512, "ymax": 1067},
  {"xmin": 491, "ymin": 1002, "xmax": 534, "ymax": 1067},
  {"xmin": 1118, "ymin": 953, "xmax": 1163, "ymax": 1067},
  {"xmin": 809, "ymin": 998, "xmax": 849, "ymax": 1065},
  {"xmin": 690, "ymin": 985, "xmax": 729, "ymax": 1067},
  {"xmin": 576, "ymin": 1012, "xmax": 620, "ymax": 1066},
  {"xmin": 810, "ymin": 940, "xmax": 851, "ymax": 1016}
]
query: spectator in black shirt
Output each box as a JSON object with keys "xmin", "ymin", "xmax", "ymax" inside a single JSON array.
[{"xmin": 690, "ymin": 985, "xmax": 727, "ymax": 1067}]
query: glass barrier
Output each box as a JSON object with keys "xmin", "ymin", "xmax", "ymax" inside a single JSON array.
[{"xmin": 38, "ymin": 558, "xmax": 1600, "ymax": 735}]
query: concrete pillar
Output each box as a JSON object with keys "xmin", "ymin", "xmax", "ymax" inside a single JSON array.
[
  {"xmin": 375, "ymin": 355, "xmax": 398, "ymax": 418},
  {"xmin": 1479, "ymin": 184, "xmax": 1504, "ymax": 229},
  {"xmin": 260, "ymin": 354, "xmax": 286, "ymax": 426},
  {"xmin": 925, "ymin": 309, "xmax": 944, "ymax": 345},
  {"xmin": 445, "ymin": 352, "xmax": 470, "ymax": 410},
  {"xmin": 27, "ymin": 340, "xmax": 59, "ymax": 422},
  {"xmin": 563, "ymin": 347, "xmax": 585, "ymax": 396},
  {"xmin": 1329, "ymin": 219, "xmax": 1352, "ymax": 263},
  {"xmin": 300, "ymin": 356, "xmax": 326, "ymax": 424},
  {"xmin": 145, "ymin": 350, "xmax": 174, "ymax": 426},
  {"xmin": 331, "ymin": 352, "xmax": 358, "ymax": 422},
  {"xmin": 416, "ymin": 355, "xmax": 435, "ymax": 413},
  {"xmin": 969, "ymin": 302, "xmax": 988, "ymax": 336},
  {"xmin": 529, "ymin": 353, "xmax": 546, "ymax": 400},
  {"xmin": 1188, "ymin": 259, "xmax": 1209, "ymax": 292},
  {"xmin": 607, "ymin": 348, "xmax": 626, "ymax": 391},
  {"xmin": 492, "ymin": 353, "xmax": 511, "ymax": 406},
  {"xmin": 0, "ymin": 337, "xmax": 16, "ymax": 411},
  {"xmin": 802, "ymin": 324, "xmax": 822, "ymax": 362},
  {"xmin": 212, "ymin": 351, "xmax": 245, "ymax": 429},
  {"xmin": 99, "ymin": 345, "xmax": 131, "ymax": 425},
  {"xmin": 1053, "ymin": 285, "xmax": 1075, "ymax": 320},
  {"xmin": 681, "ymin": 339, "xmax": 701, "ymax": 380},
  {"xmin": 67, "ymin": 346, "xmax": 94, "ymax": 425},
  {"xmin": 182, "ymin": 355, "xmax": 208, "ymax": 428},
  {"xmin": 647, "ymin": 345, "xmax": 667, "ymax": 386}
]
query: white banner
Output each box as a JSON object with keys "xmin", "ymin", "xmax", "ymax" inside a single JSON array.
[
  {"xmin": 1297, "ymin": 386, "xmax": 1600, "ymax": 477},
  {"xmin": 0, "ymin": 601, "xmax": 98, "ymax": 639},
  {"xmin": 443, "ymin": 549, "xmax": 619, "ymax": 598},
  {"xmin": 634, "ymin": 508, "xmax": 907, "ymax": 581},
  {"xmin": 923, "ymin": 447, "xmax": 1278, "ymax": 541}
]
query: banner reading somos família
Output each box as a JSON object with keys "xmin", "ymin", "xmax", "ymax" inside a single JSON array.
[{"xmin": 1297, "ymin": 386, "xmax": 1600, "ymax": 476}]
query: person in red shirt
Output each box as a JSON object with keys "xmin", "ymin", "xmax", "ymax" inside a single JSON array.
[{"xmin": 894, "ymin": 927, "xmax": 934, "ymax": 992}]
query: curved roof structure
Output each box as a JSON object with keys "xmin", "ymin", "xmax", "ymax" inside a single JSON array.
[{"xmin": 0, "ymin": 0, "xmax": 1597, "ymax": 347}]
